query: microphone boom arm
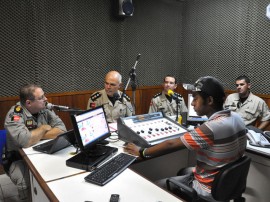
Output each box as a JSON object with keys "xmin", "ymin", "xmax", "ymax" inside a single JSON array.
[{"xmin": 121, "ymin": 54, "xmax": 141, "ymax": 115}]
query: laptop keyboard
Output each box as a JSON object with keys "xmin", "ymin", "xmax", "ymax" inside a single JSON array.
[{"xmin": 84, "ymin": 153, "xmax": 137, "ymax": 186}]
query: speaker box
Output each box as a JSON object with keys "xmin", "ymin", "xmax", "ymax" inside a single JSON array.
[{"xmin": 117, "ymin": 0, "xmax": 134, "ymax": 17}]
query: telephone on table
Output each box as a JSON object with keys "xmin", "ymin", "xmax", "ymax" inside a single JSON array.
[{"xmin": 246, "ymin": 126, "xmax": 270, "ymax": 148}]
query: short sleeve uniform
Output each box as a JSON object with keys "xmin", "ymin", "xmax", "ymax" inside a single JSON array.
[
  {"xmin": 224, "ymin": 92, "xmax": 270, "ymax": 126},
  {"xmin": 4, "ymin": 102, "xmax": 67, "ymax": 152},
  {"xmin": 87, "ymin": 89, "xmax": 133, "ymax": 123},
  {"xmin": 148, "ymin": 91, "xmax": 188, "ymax": 116}
]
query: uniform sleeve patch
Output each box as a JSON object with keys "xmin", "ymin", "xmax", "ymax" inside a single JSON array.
[
  {"xmin": 123, "ymin": 94, "xmax": 131, "ymax": 102},
  {"xmin": 12, "ymin": 115, "xmax": 20, "ymax": 122},
  {"xmin": 90, "ymin": 92, "xmax": 101, "ymax": 101},
  {"xmin": 25, "ymin": 119, "xmax": 36, "ymax": 129},
  {"xmin": 90, "ymin": 102, "xmax": 96, "ymax": 108},
  {"xmin": 175, "ymin": 93, "xmax": 182, "ymax": 97}
]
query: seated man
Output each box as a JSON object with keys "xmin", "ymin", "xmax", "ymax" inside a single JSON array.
[
  {"xmin": 4, "ymin": 83, "xmax": 67, "ymax": 202},
  {"xmin": 124, "ymin": 76, "xmax": 247, "ymax": 201},
  {"xmin": 148, "ymin": 75, "xmax": 187, "ymax": 117},
  {"xmin": 224, "ymin": 75, "xmax": 270, "ymax": 130},
  {"xmin": 87, "ymin": 70, "xmax": 133, "ymax": 123}
]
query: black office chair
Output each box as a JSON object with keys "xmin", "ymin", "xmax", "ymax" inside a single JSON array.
[{"xmin": 166, "ymin": 156, "xmax": 251, "ymax": 202}]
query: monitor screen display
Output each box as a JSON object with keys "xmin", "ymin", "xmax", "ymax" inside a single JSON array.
[{"xmin": 71, "ymin": 106, "xmax": 110, "ymax": 153}]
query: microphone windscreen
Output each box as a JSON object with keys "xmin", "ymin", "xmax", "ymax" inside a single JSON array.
[
  {"xmin": 168, "ymin": 89, "xmax": 174, "ymax": 97},
  {"xmin": 46, "ymin": 102, "xmax": 53, "ymax": 110},
  {"xmin": 136, "ymin": 53, "xmax": 141, "ymax": 61},
  {"xmin": 183, "ymin": 84, "xmax": 195, "ymax": 91},
  {"xmin": 113, "ymin": 93, "xmax": 120, "ymax": 100}
]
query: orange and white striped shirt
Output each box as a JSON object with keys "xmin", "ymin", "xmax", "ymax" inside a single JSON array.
[{"xmin": 181, "ymin": 110, "xmax": 247, "ymax": 198}]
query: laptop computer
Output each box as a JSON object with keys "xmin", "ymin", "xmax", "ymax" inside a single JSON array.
[
  {"xmin": 33, "ymin": 130, "xmax": 73, "ymax": 154},
  {"xmin": 187, "ymin": 94, "xmax": 208, "ymax": 123}
]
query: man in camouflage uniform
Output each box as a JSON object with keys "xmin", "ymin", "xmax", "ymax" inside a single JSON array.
[
  {"xmin": 87, "ymin": 71, "xmax": 133, "ymax": 123},
  {"xmin": 149, "ymin": 75, "xmax": 188, "ymax": 117},
  {"xmin": 4, "ymin": 83, "xmax": 67, "ymax": 202}
]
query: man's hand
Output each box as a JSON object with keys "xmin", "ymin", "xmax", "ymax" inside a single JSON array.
[
  {"xmin": 41, "ymin": 124, "xmax": 52, "ymax": 132},
  {"xmin": 123, "ymin": 143, "xmax": 141, "ymax": 156}
]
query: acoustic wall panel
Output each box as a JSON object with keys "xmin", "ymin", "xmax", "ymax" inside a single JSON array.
[
  {"xmin": 181, "ymin": 0, "xmax": 270, "ymax": 94},
  {"xmin": 1, "ymin": 0, "xmax": 270, "ymax": 97},
  {"xmin": 0, "ymin": 0, "xmax": 184, "ymax": 97}
]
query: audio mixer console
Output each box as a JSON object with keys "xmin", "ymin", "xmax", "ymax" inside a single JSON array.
[{"xmin": 117, "ymin": 112, "xmax": 188, "ymax": 147}]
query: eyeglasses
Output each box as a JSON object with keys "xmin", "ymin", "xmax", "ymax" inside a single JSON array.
[{"xmin": 31, "ymin": 95, "xmax": 46, "ymax": 101}]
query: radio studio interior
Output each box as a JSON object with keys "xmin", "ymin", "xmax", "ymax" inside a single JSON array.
[{"xmin": 1, "ymin": 0, "xmax": 270, "ymax": 202}]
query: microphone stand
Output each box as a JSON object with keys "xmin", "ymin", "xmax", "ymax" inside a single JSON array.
[
  {"xmin": 175, "ymin": 98, "xmax": 179, "ymax": 123},
  {"xmin": 121, "ymin": 54, "xmax": 141, "ymax": 115}
]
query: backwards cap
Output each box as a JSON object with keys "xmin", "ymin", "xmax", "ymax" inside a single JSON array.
[{"xmin": 183, "ymin": 76, "xmax": 225, "ymax": 98}]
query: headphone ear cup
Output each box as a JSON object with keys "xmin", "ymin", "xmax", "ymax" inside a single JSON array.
[{"xmin": 118, "ymin": 0, "xmax": 134, "ymax": 16}]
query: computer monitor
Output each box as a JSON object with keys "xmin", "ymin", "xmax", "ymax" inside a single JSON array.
[
  {"xmin": 71, "ymin": 106, "xmax": 111, "ymax": 156},
  {"xmin": 187, "ymin": 93, "xmax": 208, "ymax": 122}
]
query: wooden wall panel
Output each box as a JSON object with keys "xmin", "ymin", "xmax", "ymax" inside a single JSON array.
[{"xmin": 1, "ymin": 86, "xmax": 270, "ymax": 130}]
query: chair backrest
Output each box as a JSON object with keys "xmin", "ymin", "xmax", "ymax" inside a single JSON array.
[
  {"xmin": 211, "ymin": 156, "xmax": 251, "ymax": 201},
  {"xmin": 0, "ymin": 130, "xmax": 7, "ymax": 164}
]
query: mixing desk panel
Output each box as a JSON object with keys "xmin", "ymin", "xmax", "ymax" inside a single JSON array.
[{"xmin": 117, "ymin": 112, "xmax": 188, "ymax": 147}]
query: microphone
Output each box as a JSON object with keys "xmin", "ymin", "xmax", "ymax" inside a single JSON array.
[
  {"xmin": 136, "ymin": 53, "xmax": 141, "ymax": 62},
  {"xmin": 113, "ymin": 92, "xmax": 121, "ymax": 101},
  {"xmin": 167, "ymin": 90, "xmax": 179, "ymax": 100},
  {"xmin": 182, "ymin": 83, "xmax": 195, "ymax": 91},
  {"xmin": 131, "ymin": 53, "xmax": 141, "ymax": 71},
  {"xmin": 113, "ymin": 93, "xmax": 133, "ymax": 113},
  {"xmin": 46, "ymin": 103, "xmax": 69, "ymax": 111}
]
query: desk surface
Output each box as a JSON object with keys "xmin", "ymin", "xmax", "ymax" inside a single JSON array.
[
  {"xmin": 48, "ymin": 169, "xmax": 182, "ymax": 202},
  {"xmin": 21, "ymin": 140, "xmax": 183, "ymax": 202},
  {"xmin": 246, "ymin": 141, "xmax": 270, "ymax": 158}
]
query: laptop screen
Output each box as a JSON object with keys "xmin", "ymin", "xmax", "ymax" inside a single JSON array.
[
  {"xmin": 71, "ymin": 106, "xmax": 110, "ymax": 152},
  {"xmin": 187, "ymin": 94, "xmax": 208, "ymax": 121}
]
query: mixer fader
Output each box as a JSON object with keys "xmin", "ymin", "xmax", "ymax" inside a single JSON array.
[{"xmin": 117, "ymin": 112, "xmax": 188, "ymax": 147}]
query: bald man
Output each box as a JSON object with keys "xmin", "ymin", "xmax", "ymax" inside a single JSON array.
[{"xmin": 87, "ymin": 71, "xmax": 133, "ymax": 123}]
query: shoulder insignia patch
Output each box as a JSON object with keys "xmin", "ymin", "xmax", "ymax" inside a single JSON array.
[
  {"xmin": 123, "ymin": 94, "xmax": 131, "ymax": 102},
  {"xmin": 90, "ymin": 92, "xmax": 101, "ymax": 101},
  {"xmin": 153, "ymin": 92, "xmax": 162, "ymax": 98},
  {"xmin": 175, "ymin": 93, "xmax": 182, "ymax": 98},
  {"xmin": 14, "ymin": 105, "xmax": 23, "ymax": 113}
]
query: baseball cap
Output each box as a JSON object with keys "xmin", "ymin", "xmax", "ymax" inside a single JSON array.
[{"xmin": 183, "ymin": 76, "xmax": 225, "ymax": 98}]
